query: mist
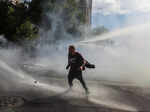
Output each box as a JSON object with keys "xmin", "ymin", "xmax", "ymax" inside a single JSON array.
[
  {"xmin": 30, "ymin": 17, "xmax": 150, "ymax": 87},
  {"xmin": 0, "ymin": 0, "xmax": 150, "ymax": 94}
]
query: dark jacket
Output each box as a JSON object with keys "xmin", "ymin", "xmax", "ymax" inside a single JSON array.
[{"xmin": 67, "ymin": 52, "xmax": 84, "ymax": 71}]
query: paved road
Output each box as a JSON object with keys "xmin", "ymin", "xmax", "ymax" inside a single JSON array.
[{"xmin": 0, "ymin": 77, "xmax": 150, "ymax": 112}]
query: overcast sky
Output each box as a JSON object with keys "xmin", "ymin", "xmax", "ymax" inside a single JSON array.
[{"xmin": 92, "ymin": 0, "xmax": 150, "ymax": 29}]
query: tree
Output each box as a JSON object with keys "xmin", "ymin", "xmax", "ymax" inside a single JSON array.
[
  {"xmin": 0, "ymin": 0, "xmax": 91, "ymax": 44},
  {"xmin": 28, "ymin": 0, "xmax": 43, "ymax": 25},
  {"xmin": 0, "ymin": 1, "xmax": 8, "ymax": 34},
  {"xmin": 14, "ymin": 20, "xmax": 38, "ymax": 41},
  {"xmin": 0, "ymin": 0, "xmax": 39, "ymax": 43}
]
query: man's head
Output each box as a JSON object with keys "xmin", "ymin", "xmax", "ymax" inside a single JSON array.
[{"xmin": 69, "ymin": 45, "xmax": 76, "ymax": 55}]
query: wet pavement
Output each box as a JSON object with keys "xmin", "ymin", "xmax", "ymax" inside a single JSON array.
[{"xmin": 0, "ymin": 77, "xmax": 150, "ymax": 112}]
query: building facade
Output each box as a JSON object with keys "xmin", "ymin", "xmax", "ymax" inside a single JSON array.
[{"xmin": 77, "ymin": 0, "xmax": 92, "ymax": 25}]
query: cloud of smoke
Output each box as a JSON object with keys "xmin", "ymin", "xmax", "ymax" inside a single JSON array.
[
  {"xmin": 79, "ymin": 22, "xmax": 150, "ymax": 86},
  {"xmin": 0, "ymin": 2, "xmax": 150, "ymax": 111},
  {"xmin": 1, "ymin": 0, "xmax": 150, "ymax": 95},
  {"xmin": 20, "ymin": 0, "xmax": 150, "ymax": 88}
]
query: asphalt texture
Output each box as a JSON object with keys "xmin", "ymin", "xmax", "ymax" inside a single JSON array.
[{"xmin": 0, "ymin": 76, "xmax": 150, "ymax": 112}]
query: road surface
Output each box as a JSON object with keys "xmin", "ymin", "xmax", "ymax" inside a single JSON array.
[{"xmin": 0, "ymin": 76, "xmax": 150, "ymax": 112}]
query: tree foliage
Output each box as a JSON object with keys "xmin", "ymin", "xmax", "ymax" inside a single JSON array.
[
  {"xmin": 0, "ymin": 0, "xmax": 36, "ymax": 43},
  {"xmin": 0, "ymin": 0, "xmax": 107, "ymax": 44},
  {"xmin": 14, "ymin": 20, "xmax": 38, "ymax": 41}
]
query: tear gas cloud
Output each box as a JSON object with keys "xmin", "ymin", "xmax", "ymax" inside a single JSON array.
[
  {"xmin": 0, "ymin": 2, "xmax": 149, "ymax": 111},
  {"xmin": 79, "ymin": 23, "xmax": 150, "ymax": 86},
  {"xmin": 27, "ymin": 22, "xmax": 150, "ymax": 88},
  {"xmin": 31, "ymin": 12, "xmax": 150, "ymax": 87},
  {"xmin": 1, "ymin": 1, "xmax": 150, "ymax": 91}
]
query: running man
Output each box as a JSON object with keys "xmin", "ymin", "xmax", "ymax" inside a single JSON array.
[{"xmin": 66, "ymin": 45, "xmax": 95, "ymax": 94}]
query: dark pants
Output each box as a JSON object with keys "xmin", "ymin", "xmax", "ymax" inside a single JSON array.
[{"xmin": 68, "ymin": 69, "xmax": 88, "ymax": 92}]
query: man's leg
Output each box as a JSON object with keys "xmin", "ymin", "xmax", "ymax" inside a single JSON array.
[
  {"xmin": 77, "ymin": 72, "xmax": 89, "ymax": 94},
  {"xmin": 68, "ymin": 71, "xmax": 74, "ymax": 88}
]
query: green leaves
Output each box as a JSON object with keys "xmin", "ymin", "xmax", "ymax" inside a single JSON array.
[
  {"xmin": 0, "ymin": 0, "xmax": 38, "ymax": 43},
  {"xmin": 8, "ymin": 6, "xmax": 15, "ymax": 15},
  {"xmin": 15, "ymin": 20, "xmax": 38, "ymax": 41},
  {"xmin": 0, "ymin": 0, "xmax": 89, "ymax": 44}
]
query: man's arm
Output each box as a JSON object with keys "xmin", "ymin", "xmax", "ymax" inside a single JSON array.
[
  {"xmin": 77, "ymin": 52, "xmax": 86, "ymax": 70},
  {"xmin": 78, "ymin": 52, "xmax": 95, "ymax": 69},
  {"xmin": 85, "ymin": 61, "xmax": 95, "ymax": 69}
]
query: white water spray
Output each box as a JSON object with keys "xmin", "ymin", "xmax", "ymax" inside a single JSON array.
[
  {"xmin": 74, "ymin": 23, "xmax": 150, "ymax": 87},
  {"xmin": 80, "ymin": 23, "xmax": 150, "ymax": 43}
]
